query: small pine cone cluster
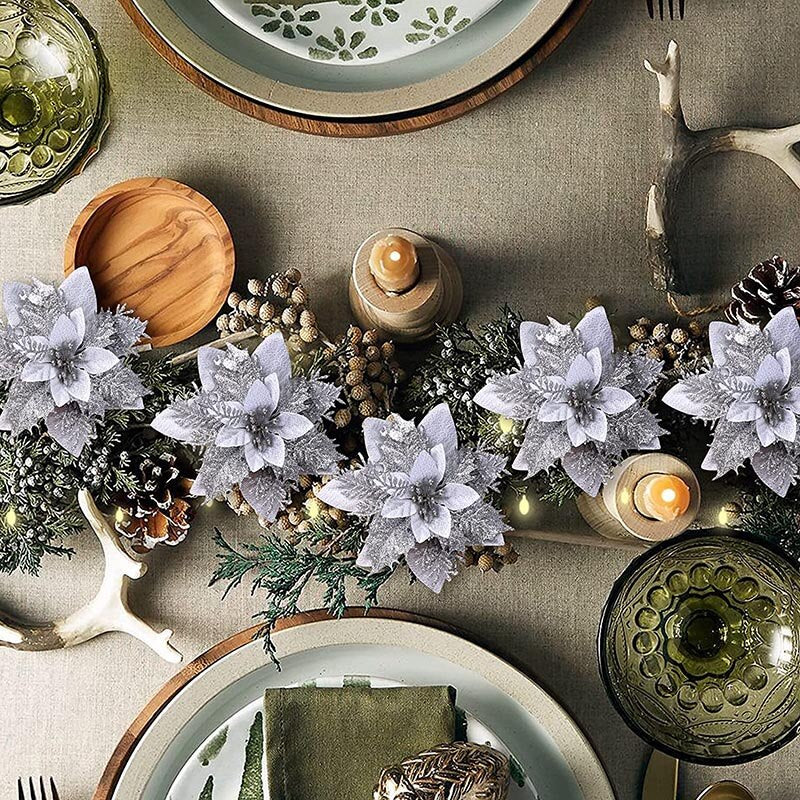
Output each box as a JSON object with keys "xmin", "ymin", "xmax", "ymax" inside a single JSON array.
[
  {"xmin": 464, "ymin": 543, "xmax": 519, "ymax": 574},
  {"xmin": 626, "ymin": 316, "xmax": 709, "ymax": 376},
  {"xmin": 325, "ymin": 326, "xmax": 405, "ymax": 454},
  {"xmin": 215, "ymin": 268, "xmax": 320, "ymax": 354},
  {"xmin": 225, "ymin": 485, "xmax": 253, "ymax": 516}
]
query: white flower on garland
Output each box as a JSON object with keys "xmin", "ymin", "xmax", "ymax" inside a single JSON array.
[
  {"xmin": 152, "ymin": 332, "xmax": 341, "ymax": 519},
  {"xmin": 473, "ymin": 307, "xmax": 664, "ymax": 495},
  {"xmin": 317, "ymin": 403, "xmax": 509, "ymax": 593},
  {"xmin": 0, "ymin": 267, "xmax": 147, "ymax": 456},
  {"xmin": 663, "ymin": 306, "xmax": 800, "ymax": 496}
]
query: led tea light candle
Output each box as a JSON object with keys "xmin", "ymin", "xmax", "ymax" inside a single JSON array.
[
  {"xmin": 369, "ymin": 234, "xmax": 420, "ymax": 294},
  {"xmin": 349, "ymin": 228, "xmax": 462, "ymax": 342},
  {"xmin": 634, "ymin": 473, "xmax": 691, "ymax": 522},
  {"xmin": 576, "ymin": 454, "xmax": 700, "ymax": 543}
]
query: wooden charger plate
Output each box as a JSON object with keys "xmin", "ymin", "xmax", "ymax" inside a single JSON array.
[
  {"xmin": 117, "ymin": 0, "xmax": 592, "ymax": 137},
  {"xmin": 93, "ymin": 608, "xmax": 616, "ymax": 800},
  {"xmin": 64, "ymin": 177, "xmax": 234, "ymax": 348}
]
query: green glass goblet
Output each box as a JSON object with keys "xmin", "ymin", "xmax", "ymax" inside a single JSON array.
[
  {"xmin": 0, "ymin": 0, "xmax": 109, "ymax": 205},
  {"xmin": 598, "ymin": 529, "xmax": 800, "ymax": 764}
]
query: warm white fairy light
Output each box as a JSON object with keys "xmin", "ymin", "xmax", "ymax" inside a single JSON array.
[
  {"xmin": 306, "ymin": 497, "xmax": 321, "ymax": 519},
  {"xmin": 518, "ymin": 495, "xmax": 530, "ymax": 516},
  {"xmin": 718, "ymin": 506, "xmax": 730, "ymax": 526},
  {"xmin": 4, "ymin": 507, "xmax": 16, "ymax": 528},
  {"xmin": 498, "ymin": 415, "xmax": 515, "ymax": 434},
  {"xmin": 114, "ymin": 507, "xmax": 125, "ymax": 523}
]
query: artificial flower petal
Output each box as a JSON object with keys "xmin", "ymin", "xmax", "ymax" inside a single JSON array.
[
  {"xmin": 438, "ymin": 482, "xmax": 480, "ymax": 511},
  {"xmin": 20, "ymin": 360, "xmax": 56, "ymax": 382},
  {"xmin": 382, "ymin": 496, "xmax": 417, "ymax": 519},
  {"xmin": 519, "ymin": 320, "xmax": 548, "ymax": 366},
  {"xmin": 270, "ymin": 411, "xmax": 313, "ymax": 440},
  {"xmin": 765, "ymin": 306, "xmax": 800, "ymax": 368},
  {"xmin": 538, "ymin": 399, "xmax": 572, "ymax": 422},
  {"xmin": 243, "ymin": 374, "xmax": 280, "ymax": 416},
  {"xmin": 197, "ymin": 346, "xmax": 220, "ymax": 390},
  {"xmin": 409, "ymin": 449, "xmax": 442, "ymax": 486},
  {"xmin": 419, "ymin": 403, "xmax": 459, "ymax": 456},
  {"xmin": 594, "ymin": 386, "xmax": 635, "ymax": 415},
  {"xmin": 410, "ymin": 512, "xmax": 433, "ymax": 543},
  {"xmin": 575, "ymin": 307, "xmax": 614, "ymax": 369},
  {"xmin": 49, "ymin": 313, "xmax": 82, "ymax": 351},
  {"xmin": 708, "ymin": 320, "xmax": 737, "ymax": 366},
  {"xmin": 216, "ymin": 426, "xmax": 250, "ymax": 448},
  {"xmin": 65, "ymin": 369, "xmax": 91, "ymax": 403},
  {"xmin": 253, "ymin": 332, "xmax": 292, "ymax": 392},
  {"xmin": 79, "ymin": 346, "xmax": 118, "ymax": 375},
  {"xmin": 727, "ymin": 399, "xmax": 761, "ymax": 422},
  {"xmin": 254, "ymin": 432, "xmax": 286, "ymax": 469},
  {"xmin": 426, "ymin": 504, "xmax": 452, "ymax": 538},
  {"xmin": 59, "ymin": 266, "xmax": 98, "ymax": 323}
]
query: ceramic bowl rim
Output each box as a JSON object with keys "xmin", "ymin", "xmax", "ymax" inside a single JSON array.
[{"xmin": 597, "ymin": 527, "xmax": 800, "ymax": 766}]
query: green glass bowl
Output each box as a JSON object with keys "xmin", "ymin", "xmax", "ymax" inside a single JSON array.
[
  {"xmin": 598, "ymin": 529, "xmax": 800, "ymax": 765},
  {"xmin": 0, "ymin": 0, "xmax": 108, "ymax": 205}
]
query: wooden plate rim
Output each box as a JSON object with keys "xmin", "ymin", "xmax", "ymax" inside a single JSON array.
[
  {"xmin": 116, "ymin": 0, "xmax": 592, "ymax": 137},
  {"xmin": 91, "ymin": 607, "xmax": 615, "ymax": 800},
  {"xmin": 64, "ymin": 177, "xmax": 235, "ymax": 348}
]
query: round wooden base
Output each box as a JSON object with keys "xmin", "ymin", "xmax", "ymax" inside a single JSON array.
[
  {"xmin": 576, "ymin": 454, "xmax": 701, "ymax": 543},
  {"xmin": 349, "ymin": 228, "xmax": 463, "ymax": 342}
]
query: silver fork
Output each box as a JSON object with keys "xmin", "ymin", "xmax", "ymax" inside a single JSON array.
[
  {"xmin": 647, "ymin": 0, "xmax": 685, "ymax": 19},
  {"xmin": 17, "ymin": 777, "xmax": 60, "ymax": 800}
]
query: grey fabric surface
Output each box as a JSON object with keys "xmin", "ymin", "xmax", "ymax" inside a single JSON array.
[{"xmin": 2, "ymin": 0, "xmax": 800, "ymax": 798}]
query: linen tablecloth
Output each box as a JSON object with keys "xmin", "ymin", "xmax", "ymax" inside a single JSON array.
[{"xmin": 2, "ymin": 0, "xmax": 800, "ymax": 797}]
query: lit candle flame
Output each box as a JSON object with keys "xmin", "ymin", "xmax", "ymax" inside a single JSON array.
[{"xmin": 388, "ymin": 250, "xmax": 402, "ymax": 262}]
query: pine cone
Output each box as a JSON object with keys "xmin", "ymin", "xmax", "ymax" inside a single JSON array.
[
  {"xmin": 726, "ymin": 256, "xmax": 800, "ymax": 324},
  {"xmin": 114, "ymin": 454, "xmax": 196, "ymax": 553}
]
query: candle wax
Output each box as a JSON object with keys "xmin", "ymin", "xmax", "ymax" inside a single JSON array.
[
  {"xmin": 369, "ymin": 235, "xmax": 420, "ymax": 294},
  {"xmin": 634, "ymin": 473, "xmax": 691, "ymax": 522}
]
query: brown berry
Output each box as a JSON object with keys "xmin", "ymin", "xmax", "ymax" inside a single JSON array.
[
  {"xmin": 628, "ymin": 323, "xmax": 649, "ymax": 342},
  {"xmin": 216, "ymin": 314, "xmax": 229, "ymax": 332},
  {"xmin": 652, "ymin": 323, "xmax": 671, "ymax": 342},
  {"xmin": 664, "ymin": 343, "xmax": 679, "ymax": 360},
  {"xmin": 247, "ymin": 278, "xmax": 265, "ymax": 296},
  {"xmin": 261, "ymin": 322, "xmax": 279, "ymax": 337},
  {"xmin": 371, "ymin": 382, "xmax": 385, "ymax": 398},
  {"xmin": 346, "ymin": 370, "xmax": 365, "ymax": 386},
  {"xmin": 300, "ymin": 310, "xmax": 316, "ymax": 328},
  {"xmin": 362, "ymin": 329, "xmax": 379, "ymax": 345},
  {"xmin": 365, "ymin": 345, "xmax": 381, "ymax": 362},
  {"xmin": 646, "ymin": 345, "xmax": 664, "ymax": 360},
  {"xmin": 671, "ymin": 327, "xmax": 689, "ymax": 345},
  {"xmin": 349, "ymin": 356, "xmax": 367, "ymax": 372},
  {"xmin": 359, "ymin": 399, "xmax": 378, "ymax": 417},
  {"xmin": 229, "ymin": 314, "xmax": 246, "ymax": 332},
  {"xmin": 636, "ymin": 317, "xmax": 654, "ymax": 328},
  {"xmin": 281, "ymin": 307, "xmax": 298, "ymax": 326},
  {"xmin": 227, "ymin": 291, "xmax": 242, "ymax": 309},
  {"xmin": 347, "ymin": 326, "xmax": 363, "ymax": 344},
  {"xmin": 366, "ymin": 361, "xmax": 383, "ymax": 379},
  {"xmin": 688, "ymin": 319, "xmax": 705, "ymax": 338},
  {"xmin": 259, "ymin": 302, "xmax": 276, "ymax": 321},
  {"xmin": 627, "ymin": 342, "xmax": 641, "ymax": 354},
  {"xmin": 380, "ymin": 341, "xmax": 395, "ymax": 359},
  {"xmin": 291, "ymin": 286, "xmax": 308, "ymax": 305},
  {"xmin": 245, "ymin": 297, "xmax": 262, "ymax": 316},
  {"xmin": 584, "ymin": 296, "xmax": 602, "ymax": 311},
  {"xmin": 351, "ymin": 384, "xmax": 370, "ymax": 401},
  {"xmin": 300, "ymin": 326, "xmax": 318, "ymax": 343},
  {"xmin": 379, "ymin": 369, "xmax": 393, "ymax": 385},
  {"xmin": 272, "ymin": 276, "xmax": 291, "ymax": 298},
  {"xmin": 502, "ymin": 549, "xmax": 519, "ymax": 565},
  {"xmin": 477, "ymin": 553, "xmax": 495, "ymax": 573},
  {"xmin": 464, "ymin": 549, "xmax": 476, "ymax": 567},
  {"xmin": 334, "ymin": 408, "xmax": 352, "ymax": 428},
  {"xmin": 298, "ymin": 474, "xmax": 312, "ymax": 490}
]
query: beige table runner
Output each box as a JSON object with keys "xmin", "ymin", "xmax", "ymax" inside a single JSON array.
[{"xmin": 2, "ymin": 0, "xmax": 800, "ymax": 797}]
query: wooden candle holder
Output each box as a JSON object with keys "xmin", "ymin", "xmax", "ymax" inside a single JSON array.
[
  {"xmin": 349, "ymin": 228, "xmax": 463, "ymax": 342},
  {"xmin": 576, "ymin": 453, "xmax": 701, "ymax": 543}
]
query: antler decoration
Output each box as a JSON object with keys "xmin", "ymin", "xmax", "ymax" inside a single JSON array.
[
  {"xmin": 645, "ymin": 40, "xmax": 800, "ymax": 293},
  {"xmin": 0, "ymin": 489, "xmax": 182, "ymax": 663}
]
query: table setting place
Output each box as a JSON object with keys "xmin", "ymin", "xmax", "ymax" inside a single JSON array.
[{"xmin": 2, "ymin": 1, "xmax": 800, "ymax": 799}]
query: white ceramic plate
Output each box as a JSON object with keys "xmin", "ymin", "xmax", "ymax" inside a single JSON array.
[
  {"xmin": 168, "ymin": 676, "xmax": 538, "ymax": 799},
  {"xmin": 110, "ymin": 617, "xmax": 616, "ymax": 800},
  {"xmin": 129, "ymin": 0, "xmax": 577, "ymax": 117},
  {"xmin": 207, "ymin": 0, "xmax": 505, "ymax": 66}
]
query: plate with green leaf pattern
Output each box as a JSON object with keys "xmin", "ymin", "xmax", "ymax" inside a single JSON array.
[{"xmin": 105, "ymin": 616, "xmax": 615, "ymax": 800}]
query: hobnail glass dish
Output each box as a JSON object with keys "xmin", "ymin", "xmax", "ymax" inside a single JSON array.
[
  {"xmin": 0, "ymin": 0, "xmax": 108, "ymax": 205},
  {"xmin": 598, "ymin": 529, "xmax": 800, "ymax": 765}
]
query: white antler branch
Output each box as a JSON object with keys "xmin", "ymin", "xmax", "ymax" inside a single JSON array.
[
  {"xmin": 0, "ymin": 490, "xmax": 182, "ymax": 663},
  {"xmin": 645, "ymin": 41, "xmax": 800, "ymax": 293}
]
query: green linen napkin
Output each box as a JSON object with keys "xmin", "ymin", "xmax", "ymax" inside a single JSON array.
[{"xmin": 263, "ymin": 685, "xmax": 456, "ymax": 800}]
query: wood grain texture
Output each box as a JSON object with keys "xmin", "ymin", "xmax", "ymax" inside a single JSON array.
[
  {"xmin": 115, "ymin": 0, "xmax": 592, "ymax": 137},
  {"xmin": 91, "ymin": 609, "xmax": 458, "ymax": 800},
  {"xmin": 64, "ymin": 177, "xmax": 234, "ymax": 348}
]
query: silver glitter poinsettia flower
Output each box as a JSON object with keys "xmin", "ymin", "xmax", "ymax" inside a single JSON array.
[
  {"xmin": 473, "ymin": 307, "xmax": 665, "ymax": 495},
  {"xmin": 152, "ymin": 332, "xmax": 340, "ymax": 520},
  {"xmin": 0, "ymin": 267, "xmax": 147, "ymax": 455},
  {"xmin": 663, "ymin": 306, "xmax": 800, "ymax": 496},
  {"xmin": 317, "ymin": 403, "xmax": 509, "ymax": 593}
]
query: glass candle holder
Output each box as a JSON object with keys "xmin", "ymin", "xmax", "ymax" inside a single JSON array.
[
  {"xmin": 0, "ymin": 0, "xmax": 109, "ymax": 205},
  {"xmin": 598, "ymin": 529, "xmax": 800, "ymax": 764}
]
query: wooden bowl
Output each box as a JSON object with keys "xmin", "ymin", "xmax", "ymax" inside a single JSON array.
[{"xmin": 64, "ymin": 177, "xmax": 234, "ymax": 347}]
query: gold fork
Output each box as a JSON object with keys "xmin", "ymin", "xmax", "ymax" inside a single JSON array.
[{"xmin": 647, "ymin": 0, "xmax": 685, "ymax": 19}]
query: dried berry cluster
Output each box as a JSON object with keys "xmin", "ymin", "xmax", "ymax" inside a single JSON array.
[
  {"xmin": 216, "ymin": 269, "xmax": 321, "ymax": 354},
  {"xmin": 464, "ymin": 543, "xmax": 519, "ymax": 574},
  {"xmin": 627, "ymin": 316, "xmax": 709, "ymax": 376},
  {"xmin": 321, "ymin": 325, "xmax": 405, "ymax": 455}
]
